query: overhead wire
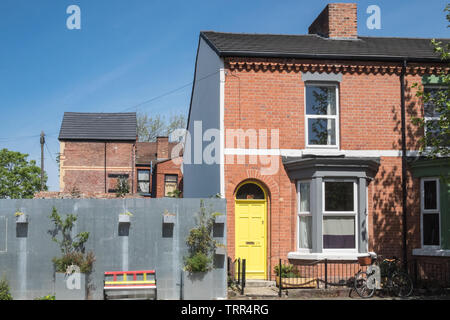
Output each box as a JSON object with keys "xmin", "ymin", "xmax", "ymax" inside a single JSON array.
[{"xmin": 0, "ymin": 69, "xmax": 220, "ymax": 143}]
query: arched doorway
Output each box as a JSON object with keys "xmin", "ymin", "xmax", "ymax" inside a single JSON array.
[{"xmin": 235, "ymin": 181, "xmax": 267, "ymax": 279}]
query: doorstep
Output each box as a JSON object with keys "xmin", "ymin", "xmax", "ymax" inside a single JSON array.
[{"xmin": 245, "ymin": 280, "xmax": 276, "ymax": 288}]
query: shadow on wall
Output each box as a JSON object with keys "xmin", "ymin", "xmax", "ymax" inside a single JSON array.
[{"xmin": 371, "ymin": 79, "xmax": 421, "ymax": 259}]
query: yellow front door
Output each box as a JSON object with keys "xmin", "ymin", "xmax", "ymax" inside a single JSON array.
[{"xmin": 235, "ymin": 198, "xmax": 267, "ymax": 279}]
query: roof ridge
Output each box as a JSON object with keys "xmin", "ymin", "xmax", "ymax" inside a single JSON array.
[
  {"xmin": 201, "ymin": 30, "xmax": 449, "ymax": 41},
  {"xmin": 201, "ymin": 30, "xmax": 319, "ymax": 37},
  {"xmin": 64, "ymin": 112, "xmax": 137, "ymax": 115}
]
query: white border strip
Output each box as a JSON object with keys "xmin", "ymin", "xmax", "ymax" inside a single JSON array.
[
  {"xmin": 219, "ymin": 67, "xmax": 226, "ymax": 198},
  {"xmin": 224, "ymin": 148, "xmax": 420, "ymax": 158}
]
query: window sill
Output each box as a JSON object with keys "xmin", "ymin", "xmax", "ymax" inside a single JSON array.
[
  {"xmin": 303, "ymin": 149, "xmax": 342, "ymax": 157},
  {"xmin": 288, "ymin": 251, "xmax": 368, "ymax": 261},
  {"xmin": 138, "ymin": 193, "xmax": 152, "ymax": 197},
  {"xmin": 412, "ymin": 248, "xmax": 450, "ymax": 257}
]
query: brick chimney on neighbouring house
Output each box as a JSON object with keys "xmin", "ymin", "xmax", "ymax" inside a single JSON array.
[
  {"xmin": 308, "ymin": 3, "xmax": 358, "ymax": 39},
  {"xmin": 156, "ymin": 136, "xmax": 169, "ymax": 160}
]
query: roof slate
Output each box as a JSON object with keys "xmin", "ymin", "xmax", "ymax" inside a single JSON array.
[
  {"xmin": 201, "ymin": 31, "xmax": 449, "ymax": 62},
  {"xmin": 135, "ymin": 141, "xmax": 180, "ymax": 165},
  {"xmin": 58, "ymin": 112, "xmax": 137, "ymax": 141}
]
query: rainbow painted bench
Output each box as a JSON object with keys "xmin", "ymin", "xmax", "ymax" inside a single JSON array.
[{"xmin": 103, "ymin": 270, "xmax": 157, "ymax": 300}]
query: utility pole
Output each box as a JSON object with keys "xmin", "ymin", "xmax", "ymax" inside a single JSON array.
[{"xmin": 40, "ymin": 131, "xmax": 45, "ymax": 191}]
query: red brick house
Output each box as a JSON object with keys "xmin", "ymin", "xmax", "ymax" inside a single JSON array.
[
  {"xmin": 57, "ymin": 112, "xmax": 182, "ymax": 198},
  {"xmin": 135, "ymin": 137, "xmax": 183, "ymax": 197},
  {"xmin": 183, "ymin": 3, "xmax": 449, "ymax": 280}
]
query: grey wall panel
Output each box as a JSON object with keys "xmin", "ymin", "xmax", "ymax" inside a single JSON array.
[{"xmin": 0, "ymin": 198, "xmax": 226, "ymax": 300}]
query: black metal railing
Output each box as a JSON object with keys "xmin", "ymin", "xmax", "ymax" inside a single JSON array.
[
  {"xmin": 228, "ymin": 257, "xmax": 246, "ymax": 295},
  {"xmin": 411, "ymin": 258, "xmax": 450, "ymax": 289},
  {"xmin": 276, "ymin": 259, "xmax": 367, "ymax": 296}
]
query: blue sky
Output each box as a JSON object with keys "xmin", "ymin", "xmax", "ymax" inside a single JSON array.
[{"xmin": 0, "ymin": 0, "xmax": 448, "ymax": 191}]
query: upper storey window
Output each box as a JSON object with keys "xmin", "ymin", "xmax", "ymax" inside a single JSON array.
[
  {"xmin": 423, "ymin": 86, "xmax": 449, "ymax": 150},
  {"xmin": 305, "ymin": 84, "xmax": 339, "ymax": 148}
]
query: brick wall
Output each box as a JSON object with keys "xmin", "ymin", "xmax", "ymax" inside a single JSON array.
[
  {"xmin": 224, "ymin": 62, "xmax": 424, "ymax": 151},
  {"xmin": 308, "ymin": 3, "xmax": 358, "ymax": 39},
  {"xmin": 223, "ymin": 58, "xmax": 432, "ymax": 278},
  {"xmin": 59, "ymin": 141, "xmax": 135, "ymax": 194},
  {"xmin": 154, "ymin": 157, "xmax": 183, "ymax": 198}
]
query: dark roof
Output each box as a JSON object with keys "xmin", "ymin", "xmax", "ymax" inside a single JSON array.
[
  {"xmin": 201, "ymin": 31, "xmax": 449, "ymax": 62},
  {"xmin": 135, "ymin": 141, "xmax": 180, "ymax": 165},
  {"xmin": 59, "ymin": 112, "xmax": 137, "ymax": 141}
]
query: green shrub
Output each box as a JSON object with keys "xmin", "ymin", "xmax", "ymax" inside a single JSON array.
[
  {"xmin": 52, "ymin": 251, "xmax": 95, "ymax": 274},
  {"xmin": 35, "ymin": 295, "xmax": 55, "ymax": 300},
  {"xmin": 0, "ymin": 277, "xmax": 13, "ymax": 300},
  {"xmin": 184, "ymin": 201, "xmax": 220, "ymax": 273},
  {"xmin": 167, "ymin": 189, "xmax": 182, "ymax": 198},
  {"xmin": 184, "ymin": 252, "xmax": 212, "ymax": 273},
  {"xmin": 274, "ymin": 264, "xmax": 300, "ymax": 278},
  {"xmin": 116, "ymin": 177, "xmax": 130, "ymax": 197},
  {"xmin": 49, "ymin": 207, "xmax": 95, "ymax": 274}
]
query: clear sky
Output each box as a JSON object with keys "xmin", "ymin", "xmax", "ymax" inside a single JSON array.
[{"xmin": 0, "ymin": 0, "xmax": 448, "ymax": 191}]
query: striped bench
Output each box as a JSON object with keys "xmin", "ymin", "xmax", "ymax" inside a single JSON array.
[{"xmin": 103, "ymin": 270, "xmax": 157, "ymax": 300}]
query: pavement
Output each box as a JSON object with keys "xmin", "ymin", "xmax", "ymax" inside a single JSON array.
[{"xmin": 227, "ymin": 286, "xmax": 450, "ymax": 300}]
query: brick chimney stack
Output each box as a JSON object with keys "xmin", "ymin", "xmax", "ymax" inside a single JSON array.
[
  {"xmin": 156, "ymin": 136, "xmax": 169, "ymax": 160},
  {"xmin": 308, "ymin": 3, "xmax": 358, "ymax": 39}
]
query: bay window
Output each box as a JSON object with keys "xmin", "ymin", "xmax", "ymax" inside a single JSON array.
[
  {"xmin": 298, "ymin": 181, "xmax": 312, "ymax": 250},
  {"xmin": 421, "ymin": 178, "xmax": 440, "ymax": 247},
  {"xmin": 322, "ymin": 181, "xmax": 357, "ymax": 250},
  {"xmin": 297, "ymin": 179, "xmax": 359, "ymax": 252},
  {"xmin": 287, "ymin": 156, "xmax": 380, "ymax": 259}
]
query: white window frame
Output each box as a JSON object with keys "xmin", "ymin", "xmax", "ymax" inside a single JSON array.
[
  {"xmin": 304, "ymin": 82, "xmax": 340, "ymax": 150},
  {"xmin": 423, "ymin": 85, "xmax": 446, "ymax": 152},
  {"xmin": 297, "ymin": 180, "xmax": 312, "ymax": 252},
  {"xmin": 137, "ymin": 169, "xmax": 151, "ymax": 194},
  {"xmin": 164, "ymin": 174, "xmax": 178, "ymax": 197},
  {"xmin": 322, "ymin": 179, "xmax": 358, "ymax": 253},
  {"xmin": 420, "ymin": 177, "xmax": 441, "ymax": 249}
]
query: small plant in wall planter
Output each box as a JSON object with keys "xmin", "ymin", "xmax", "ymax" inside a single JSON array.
[
  {"xmin": 163, "ymin": 210, "xmax": 176, "ymax": 224},
  {"xmin": 213, "ymin": 212, "xmax": 226, "ymax": 224},
  {"xmin": 34, "ymin": 294, "xmax": 55, "ymax": 300},
  {"xmin": 14, "ymin": 211, "xmax": 27, "ymax": 223},
  {"xmin": 119, "ymin": 211, "xmax": 133, "ymax": 223},
  {"xmin": 215, "ymin": 243, "xmax": 226, "ymax": 255}
]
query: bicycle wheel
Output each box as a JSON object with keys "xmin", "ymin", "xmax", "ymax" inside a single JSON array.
[
  {"xmin": 354, "ymin": 270, "xmax": 375, "ymax": 298},
  {"xmin": 391, "ymin": 271, "xmax": 413, "ymax": 297}
]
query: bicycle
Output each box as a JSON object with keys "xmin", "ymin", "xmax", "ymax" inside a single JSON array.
[{"xmin": 354, "ymin": 253, "xmax": 413, "ymax": 298}]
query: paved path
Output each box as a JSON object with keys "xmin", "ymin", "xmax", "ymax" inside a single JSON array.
[{"xmin": 228, "ymin": 287, "xmax": 450, "ymax": 300}]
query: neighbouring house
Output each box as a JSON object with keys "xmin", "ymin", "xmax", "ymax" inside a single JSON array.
[
  {"xmin": 54, "ymin": 112, "xmax": 182, "ymax": 198},
  {"xmin": 58, "ymin": 112, "xmax": 137, "ymax": 195},
  {"xmin": 135, "ymin": 137, "xmax": 183, "ymax": 197},
  {"xmin": 183, "ymin": 2, "xmax": 449, "ymax": 280}
]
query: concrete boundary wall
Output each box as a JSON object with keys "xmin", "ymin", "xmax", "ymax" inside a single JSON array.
[{"xmin": 0, "ymin": 198, "xmax": 226, "ymax": 300}]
